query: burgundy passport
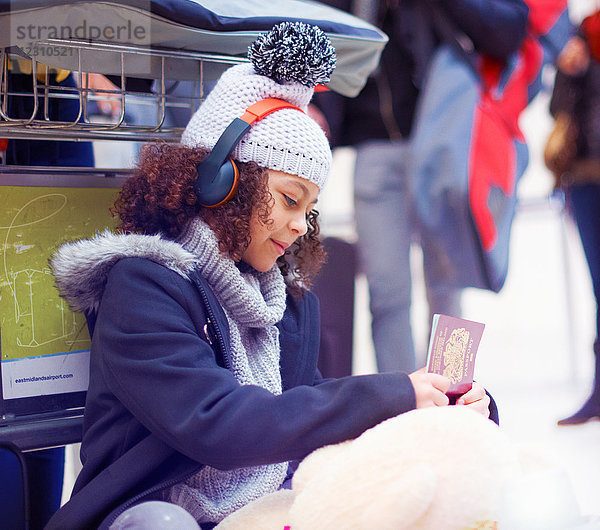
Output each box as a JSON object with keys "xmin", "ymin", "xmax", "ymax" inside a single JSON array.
[{"xmin": 426, "ymin": 314, "xmax": 485, "ymax": 399}]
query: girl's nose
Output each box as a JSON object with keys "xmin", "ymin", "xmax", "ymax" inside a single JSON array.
[{"xmin": 290, "ymin": 212, "xmax": 308, "ymax": 237}]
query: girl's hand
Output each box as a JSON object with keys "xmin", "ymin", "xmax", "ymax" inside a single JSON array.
[
  {"xmin": 408, "ymin": 368, "xmax": 450, "ymax": 409},
  {"xmin": 455, "ymin": 382, "xmax": 490, "ymax": 418}
]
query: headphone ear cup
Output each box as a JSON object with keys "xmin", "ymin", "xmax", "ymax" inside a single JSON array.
[
  {"xmin": 193, "ymin": 101, "xmax": 299, "ymax": 207},
  {"xmin": 195, "ymin": 158, "xmax": 240, "ymax": 208}
]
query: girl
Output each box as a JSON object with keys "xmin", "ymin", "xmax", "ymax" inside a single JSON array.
[{"xmin": 48, "ymin": 22, "xmax": 493, "ymax": 530}]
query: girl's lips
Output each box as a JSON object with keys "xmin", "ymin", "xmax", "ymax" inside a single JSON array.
[{"xmin": 271, "ymin": 239, "xmax": 288, "ymax": 256}]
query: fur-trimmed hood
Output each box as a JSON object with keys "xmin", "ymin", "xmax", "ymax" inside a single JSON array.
[{"xmin": 50, "ymin": 231, "xmax": 198, "ymax": 314}]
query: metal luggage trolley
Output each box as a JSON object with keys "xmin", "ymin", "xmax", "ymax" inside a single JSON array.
[{"xmin": 0, "ymin": 0, "xmax": 386, "ymax": 452}]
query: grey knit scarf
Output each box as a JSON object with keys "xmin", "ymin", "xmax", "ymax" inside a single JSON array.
[{"xmin": 159, "ymin": 218, "xmax": 288, "ymax": 523}]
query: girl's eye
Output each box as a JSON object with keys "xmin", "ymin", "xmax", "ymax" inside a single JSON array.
[{"xmin": 284, "ymin": 194, "xmax": 297, "ymax": 206}]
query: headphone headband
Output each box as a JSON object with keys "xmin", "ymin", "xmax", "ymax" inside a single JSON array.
[{"xmin": 240, "ymin": 98, "xmax": 304, "ymax": 125}]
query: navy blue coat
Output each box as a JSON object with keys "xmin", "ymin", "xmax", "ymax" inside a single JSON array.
[{"xmin": 47, "ymin": 256, "xmax": 419, "ymax": 529}]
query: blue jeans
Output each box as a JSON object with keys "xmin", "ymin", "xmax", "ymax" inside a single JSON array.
[
  {"xmin": 354, "ymin": 140, "xmax": 461, "ymax": 373},
  {"xmin": 568, "ymin": 183, "xmax": 600, "ymax": 342}
]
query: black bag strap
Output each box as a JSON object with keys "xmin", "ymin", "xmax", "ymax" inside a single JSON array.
[{"xmin": 422, "ymin": 0, "xmax": 479, "ymax": 75}]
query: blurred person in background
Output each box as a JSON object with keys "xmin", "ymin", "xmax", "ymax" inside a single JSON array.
[
  {"xmin": 313, "ymin": 0, "xmax": 529, "ymax": 373},
  {"xmin": 547, "ymin": 11, "xmax": 600, "ymax": 425}
]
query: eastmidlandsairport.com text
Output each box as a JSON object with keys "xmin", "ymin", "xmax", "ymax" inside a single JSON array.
[{"xmin": 15, "ymin": 373, "xmax": 74, "ymax": 383}]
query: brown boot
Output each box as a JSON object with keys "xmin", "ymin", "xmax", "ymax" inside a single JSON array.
[{"xmin": 558, "ymin": 342, "xmax": 600, "ymax": 426}]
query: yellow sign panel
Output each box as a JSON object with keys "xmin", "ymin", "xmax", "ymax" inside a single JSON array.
[{"xmin": 0, "ymin": 186, "xmax": 118, "ymax": 361}]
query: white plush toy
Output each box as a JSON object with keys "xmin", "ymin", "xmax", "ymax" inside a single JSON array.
[{"xmin": 215, "ymin": 407, "xmax": 524, "ymax": 530}]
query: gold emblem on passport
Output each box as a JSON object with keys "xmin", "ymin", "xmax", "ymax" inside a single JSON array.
[
  {"xmin": 442, "ymin": 327, "xmax": 470, "ymax": 384},
  {"xmin": 426, "ymin": 314, "xmax": 485, "ymax": 398}
]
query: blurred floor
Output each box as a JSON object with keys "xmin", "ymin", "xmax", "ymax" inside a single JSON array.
[{"xmin": 319, "ymin": 91, "xmax": 600, "ymax": 520}]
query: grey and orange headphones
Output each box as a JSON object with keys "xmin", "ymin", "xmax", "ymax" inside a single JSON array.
[{"xmin": 194, "ymin": 97, "xmax": 303, "ymax": 208}]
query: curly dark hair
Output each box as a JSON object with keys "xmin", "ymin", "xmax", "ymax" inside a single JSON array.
[{"xmin": 112, "ymin": 142, "xmax": 326, "ymax": 294}]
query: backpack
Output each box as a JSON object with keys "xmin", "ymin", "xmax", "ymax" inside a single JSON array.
[{"xmin": 410, "ymin": 0, "xmax": 570, "ymax": 291}]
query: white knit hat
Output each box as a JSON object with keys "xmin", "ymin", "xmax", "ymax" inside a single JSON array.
[{"xmin": 181, "ymin": 22, "xmax": 336, "ymax": 190}]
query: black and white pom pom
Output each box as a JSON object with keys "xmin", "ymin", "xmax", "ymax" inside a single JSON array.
[{"xmin": 248, "ymin": 21, "xmax": 336, "ymax": 87}]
